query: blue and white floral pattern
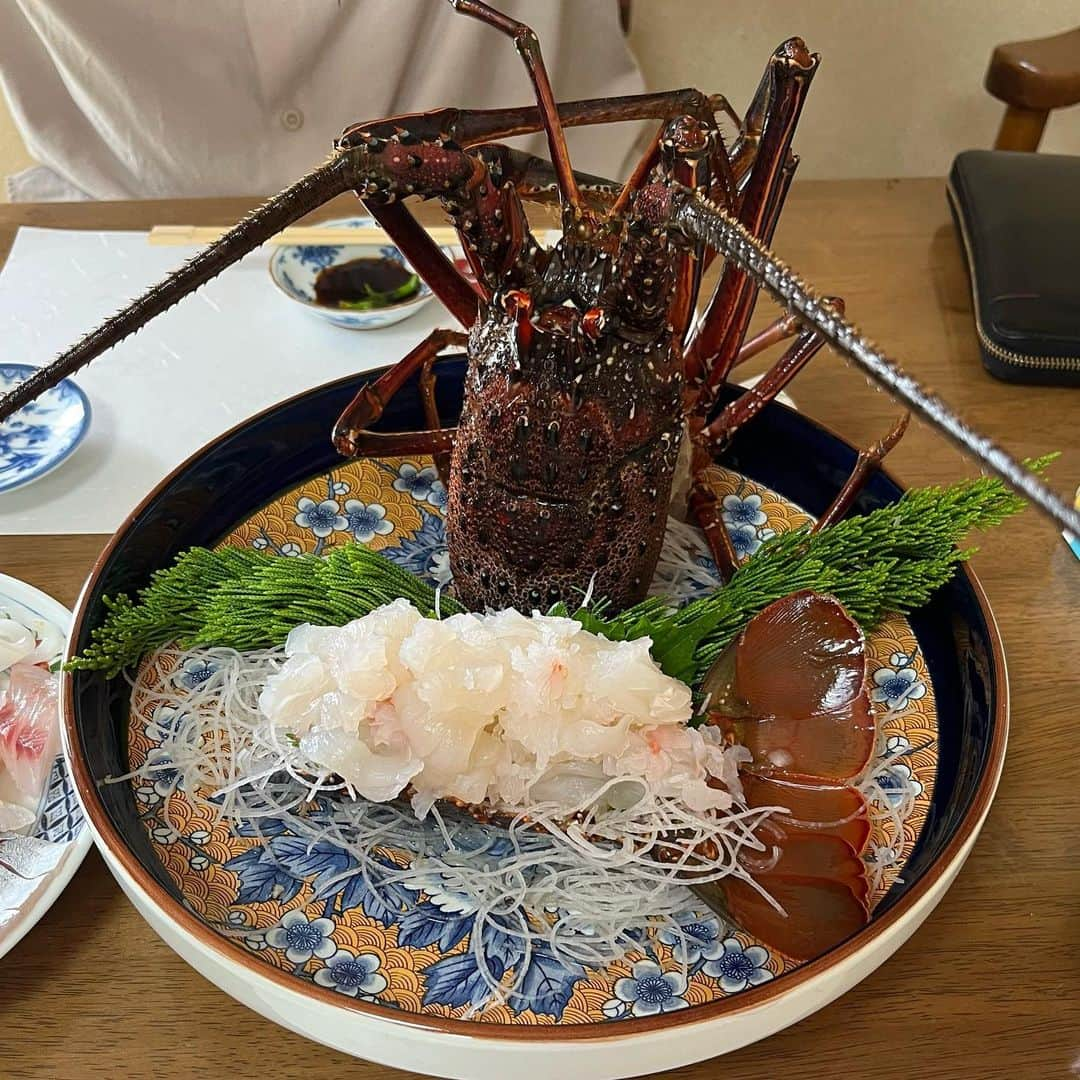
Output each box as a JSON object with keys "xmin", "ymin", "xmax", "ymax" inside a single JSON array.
[
  {"xmin": 875, "ymin": 760, "xmax": 924, "ymax": 803},
  {"xmin": 145, "ymin": 704, "xmax": 188, "ymax": 743},
  {"xmin": 294, "ymin": 497, "xmax": 349, "ymax": 539},
  {"xmin": 292, "ymin": 245, "xmax": 344, "ymax": 269},
  {"xmin": 873, "ymin": 734, "xmax": 925, "ymax": 804},
  {"xmin": 314, "ymin": 948, "xmax": 388, "ymax": 998},
  {"xmin": 402, "ymin": 866, "xmax": 478, "ymax": 914},
  {"xmin": 871, "ymin": 649, "xmax": 927, "ymax": 712},
  {"xmin": 728, "ymin": 522, "xmax": 776, "ymax": 558},
  {"xmin": 721, "ymin": 492, "xmax": 768, "ymax": 528},
  {"xmin": 343, "ymin": 500, "xmax": 394, "ymax": 543},
  {"xmin": 702, "ymin": 938, "xmax": 774, "ymax": 993},
  {"xmin": 145, "ymin": 748, "xmax": 183, "ymax": 798},
  {"xmin": 657, "ymin": 915, "xmax": 724, "ymax": 965},
  {"xmin": 176, "ymin": 656, "xmax": 219, "ymax": 690},
  {"xmin": 380, "ymin": 507, "xmax": 450, "ymax": 588},
  {"xmin": 0, "ymin": 364, "xmax": 90, "ymax": 493},
  {"xmin": 266, "ymin": 909, "xmax": 338, "ymax": 963},
  {"xmin": 606, "ymin": 960, "xmax": 689, "ymax": 1018},
  {"xmin": 392, "ymin": 462, "xmax": 448, "ymax": 509}
]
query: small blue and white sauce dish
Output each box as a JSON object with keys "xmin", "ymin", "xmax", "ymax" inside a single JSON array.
[
  {"xmin": 0, "ymin": 364, "xmax": 90, "ymax": 494},
  {"xmin": 269, "ymin": 216, "xmax": 452, "ymax": 330}
]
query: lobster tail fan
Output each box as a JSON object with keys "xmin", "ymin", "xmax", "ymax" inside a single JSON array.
[
  {"xmin": 695, "ymin": 591, "xmax": 874, "ymax": 962},
  {"xmin": 0, "ymin": 155, "xmax": 354, "ymax": 423}
]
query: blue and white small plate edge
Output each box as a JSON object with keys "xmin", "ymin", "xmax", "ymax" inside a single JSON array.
[{"xmin": 0, "ymin": 364, "xmax": 91, "ymax": 495}]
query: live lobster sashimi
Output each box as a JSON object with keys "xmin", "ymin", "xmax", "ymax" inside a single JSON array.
[{"xmin": 704, "ymin": 591, "xmax": 875, "ymax": 960}]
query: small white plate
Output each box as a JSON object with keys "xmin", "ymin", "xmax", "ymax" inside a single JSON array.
[
  {"xmin": 269, "ymin": 216, "xmax": 459, "ymax": 330},
  {"xmin": 0, "ymin": 573, "xmax": 92, "ymax": 961}
]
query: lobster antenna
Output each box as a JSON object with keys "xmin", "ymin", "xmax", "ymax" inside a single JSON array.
[
  {"xmin": 0, "ymin": 156, "xmax": 354, "ymax": 423},
  {"xmin": 674, "ymin": 190, "xmax": 1080, "ymax": 537},
  {"xmin": 448, "ymin": 0, "xmax": 582, "ymax": 212}
]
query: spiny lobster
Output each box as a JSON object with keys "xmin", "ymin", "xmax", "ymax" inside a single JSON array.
[
  {"xmin": 1, "ymin": 0, "xmax": 1077, "ymax": 610},
  {"xmin": 7, "ymin": 0, "xmax": 1075, "ymax": 964}
]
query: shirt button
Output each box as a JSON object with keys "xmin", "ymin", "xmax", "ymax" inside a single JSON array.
[{"xmin": 281, "ymin": 107, "xmax": 304, "ymax": 132}]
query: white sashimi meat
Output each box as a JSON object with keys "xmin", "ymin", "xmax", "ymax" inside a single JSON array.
[
  {"xmin": 259, "ymin": 600, "xmax": 743, "ymax": 817},
  {"xmin": 0, "ymin": 662, "xmax": 60, "ymax": 803},
  {"xmin": 0, "ymin": 618, "xmax": 36, "ymax": 671}
]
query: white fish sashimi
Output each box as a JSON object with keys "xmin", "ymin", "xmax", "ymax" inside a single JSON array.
[
  {"xmin": 258, "ymin": 600, "xmax": 741, "ymax": 818},
  {"xmin": 0, "ymin": 800, "xmax": 35, "ymax": 833},
  {"xmin": 0, "ymin": 662, "xmax": 60, "ymax": 800},
  {"xmin": 0, "ymin": 619, "xmax": 36, "ymax": 672}
]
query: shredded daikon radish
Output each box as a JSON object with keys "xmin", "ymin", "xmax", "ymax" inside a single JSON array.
[
  {"xmin": 122, "ymin": 643, "xmax": 784, "ymax": 1005},
  {"xmin": 651, "ymin": 516, "xmax": 725, "ymax": 604}
]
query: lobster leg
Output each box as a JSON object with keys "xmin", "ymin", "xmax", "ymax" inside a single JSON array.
[
  {"xmin": 365, "ymin": 200, "xmax": 480, "ymax": 328},
  {"xmin": 684, "ymin": 40, "xmax": 818, "ymax": 390},
  {"xmin": 686, "ymin": 430, "xmax": 741, "ymax": 582},
  {"xmin": 685, "ymin": 321, "xmax": 831, "ymax": 581},
  {"xmin": 474, "ymin": 144, "xmax": 621, "ymax": 209},
  {"xmin": 731, "ymin": 310, "xmax": 801, "ymax": 370},
  {"xmin": 447, "ymin": 90, "xmax": 728, "ymax": 148},
  {"xmin": 812, "ymin": 412, "xmax": 911, "ymax": 531},
  {"xmin": 332, "ymin": 329, "xmax": 466, "ymax": 467},
  {"xmin": 695, "ymin": 298, "xmax": 842, "ymax": 456},
  {"xmin": 701, "ymin": 326, "xmax": 830, "ymax": 450}
]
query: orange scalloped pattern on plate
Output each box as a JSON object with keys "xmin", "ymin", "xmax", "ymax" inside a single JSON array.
[{"xmin": 126, "ymin": 457, "xmax": 937, "ymax": 1024}]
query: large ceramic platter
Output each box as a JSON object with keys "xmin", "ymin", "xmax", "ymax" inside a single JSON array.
[
  {"xmin": 0, "ymin": 574, "xmax": 92, "ymax": 960},
  {"xmin": 64, "ymin": 363, "xmax": 1007, "ymax": 1079}
]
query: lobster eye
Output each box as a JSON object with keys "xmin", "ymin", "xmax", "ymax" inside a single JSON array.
[{"xmin": 581, "ymin": 307, "xmax": 606, "ymax": 341}]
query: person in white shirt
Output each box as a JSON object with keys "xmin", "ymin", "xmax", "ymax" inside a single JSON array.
[{"xmin": 0, "ymin": 0, "xmax": 646, "ymax": 201}]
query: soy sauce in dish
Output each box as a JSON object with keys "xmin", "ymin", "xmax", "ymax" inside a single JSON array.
[{"xmin": 313, "ymin": 257, "xmax": 420, "ymax": 310}]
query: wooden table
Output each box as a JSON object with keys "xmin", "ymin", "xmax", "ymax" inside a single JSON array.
[{"xmin": 1, "ymin": 182, "xmax": 1077, "ymax": 1080}]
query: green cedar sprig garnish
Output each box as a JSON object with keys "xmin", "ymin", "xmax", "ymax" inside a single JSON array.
[
  {"xmin": 581, "ymin": 457, "xmax": 1050, "ymax": 686},
  {"xmin": 67, "ymin": 461, "xmax": 1049, "ymax": 681}
]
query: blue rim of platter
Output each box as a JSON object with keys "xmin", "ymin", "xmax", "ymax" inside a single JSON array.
[
  {"xmin": 62, "ymin": 359, "xmax": 1006, "ymax": 1039},
  {"xmin": 0, "ymin": 364, "xmax": 91, "ymax": 494}
]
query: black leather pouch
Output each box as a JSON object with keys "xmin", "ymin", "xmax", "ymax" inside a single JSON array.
[{"xmin": 947, "ymin": 150, "xmax": 1080, "ymax": 386}]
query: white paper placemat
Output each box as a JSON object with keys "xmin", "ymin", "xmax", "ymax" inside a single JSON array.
[{"xmin": 0, "ymin": 227, "xmax": 453, "ymax": 535}]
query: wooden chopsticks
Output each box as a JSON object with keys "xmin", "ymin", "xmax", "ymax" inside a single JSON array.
[{"xmin": 147, "ymin": 224, "xmax": 462, "ymax": 247}]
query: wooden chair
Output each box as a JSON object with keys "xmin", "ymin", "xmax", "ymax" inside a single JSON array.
[{"xmin": 985, "ymin": 27, "xmax": 1080, "ymax": 151}]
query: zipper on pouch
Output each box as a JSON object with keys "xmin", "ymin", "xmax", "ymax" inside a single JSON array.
[{"xmin": 947, "ymin": 181, "xmax": 1080, "ymax": 374}]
